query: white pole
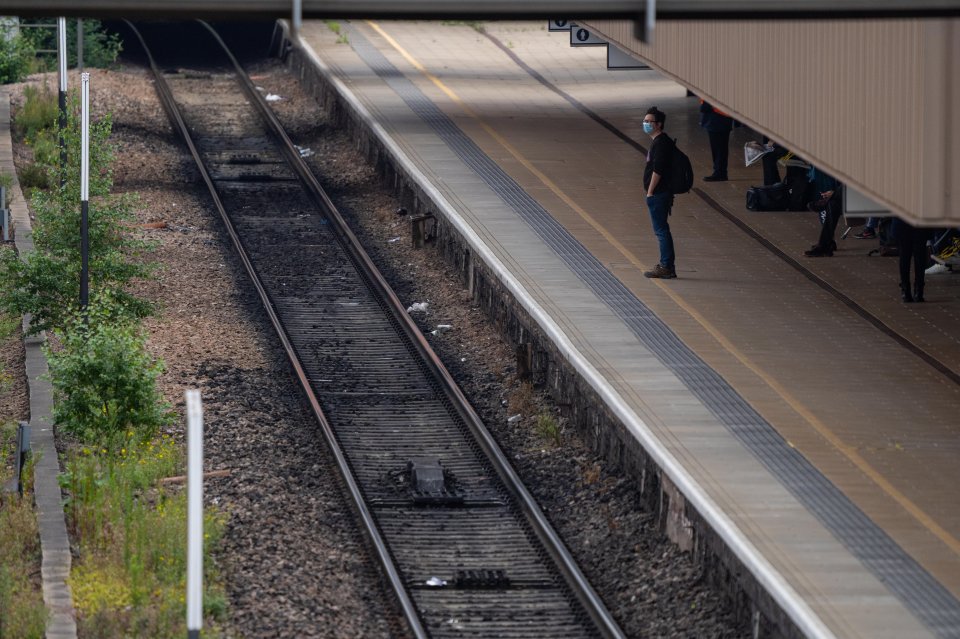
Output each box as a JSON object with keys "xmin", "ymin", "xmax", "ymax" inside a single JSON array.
[
  {"xmin": 80, "ymin": 73, "xmax": 89, "ymax": 201},
  {"xmin": 80, "ymin": 73, "xmax": 89, "ymax": 308},
  {"xmin": 57, "ymin": 17, "xmax": 67, "ymax": 184},
  {"xmin": 57, "ymin": 18, "xmax": 67, "ymax": 92},
  {"xmin": 186, "ymin": 390, "xmax": 204, "ymax": 639}
]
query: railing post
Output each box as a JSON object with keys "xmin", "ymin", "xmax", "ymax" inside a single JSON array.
[{"xmin": 186, "ymin": 390, "xmax": 204, "ymax": 639}]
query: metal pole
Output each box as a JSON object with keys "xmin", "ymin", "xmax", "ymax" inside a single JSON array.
[
  {"xmin": 80, "ymin": 72, "xmax": 89, "ymax": 309},
  {"xmin": 1, "ymin": 186, "xmax": 8, "ymax": 242},
  {"xmin": 58, "ymin": 17, "xmax": 67, "ymax": 188},
  {"xmin": 292, "ymin": 0, "xmax": 302, "ymax": 38},
  {"xmin": 77, "ymin": 18, "xmax": 83, "ymax": 70},
  {"xmin": 186, "ymin": 390, "xmax": 204, "ymax": 639}
]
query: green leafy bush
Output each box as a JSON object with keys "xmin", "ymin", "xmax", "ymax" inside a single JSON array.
[
  {"xmin": 0, "ymin": 32, "xmax": 36, "ymax": 85},
  {"xmin": 46, "ymin": 300, "xmax": 172, "ymax": 445}
]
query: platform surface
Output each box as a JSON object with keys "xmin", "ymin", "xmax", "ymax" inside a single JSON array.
[{"xmin": 297, "ymin": 20, "xmax": 960, "ymax": 639}]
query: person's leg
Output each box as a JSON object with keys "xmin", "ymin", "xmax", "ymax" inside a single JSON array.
[
  {"xmin": 913, "ymin": 232, "xmax": 928, "ymax": 301},
  {"xmin": 807, "ymin": 202, "xmax": 841, "ymax": 256},
  {"xmin": 716, "ymin": 129, "xmax": 730, "ymax": 178},
  {"xmin": 896, "ymin": 230, "xmax": 914, "ymax": 302},
  {"xmin": 645, "ymin": 193, "xmax": 676, "ymax": 276},
  {"xmin": 854, "ymin": 217, "xmax": 878, "ymax": 239},
  {"xmin": 761, "ymin": 151, "xmax": 780, "ymax": 185},
  {"xmin": 706, "ymin": 130, "xmax": 728, "ymax": 180}
]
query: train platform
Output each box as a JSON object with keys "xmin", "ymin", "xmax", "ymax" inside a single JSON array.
[{"xmin": 292, "ymin": 20, "xmax": 960, "ymax": 638}]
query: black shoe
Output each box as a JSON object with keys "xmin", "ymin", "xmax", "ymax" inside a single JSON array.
[
  {"xmin": 804, "ymin": 245, "xmax": 833, "ymax": 257},
  {"xmin": 901, "ymin": 284, "xmax": 914, "ymax": 303},
  {"xmin": 703, "ymin": 174, "xmax": 727, "ymax": 182},
  {"xmin": 914, "ymin": 284, "xmax": 925, "ymax": 302}
]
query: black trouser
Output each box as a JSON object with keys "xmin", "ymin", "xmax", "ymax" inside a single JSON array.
[
  {"xmin": 815, "ymin": 192, "xmax": 843, "ymax": 251},
  {"xmin": 761, "ymin": 143, "xmax": 789, "ymax": 185},
  {"xmin": 895, "ymin": 223, "xmax": 930, "ymax": 293},
  {"xmin": 707, "ymin": 129, "xmax": 730, "ymax": 178}
]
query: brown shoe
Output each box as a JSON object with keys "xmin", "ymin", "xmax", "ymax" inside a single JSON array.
[{"xmin": 644, "ymin": 264, "xmax": 677, "ymax": 279}]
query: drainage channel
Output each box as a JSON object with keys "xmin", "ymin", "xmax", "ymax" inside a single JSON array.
[{"xmin": 128, "ymin": 20, "xmax": 624, "ymax": 639}]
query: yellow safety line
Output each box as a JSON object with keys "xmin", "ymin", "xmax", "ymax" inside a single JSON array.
[{"xmin": 365, "ymin": 21, "xmax": 960, "ymax": 558}]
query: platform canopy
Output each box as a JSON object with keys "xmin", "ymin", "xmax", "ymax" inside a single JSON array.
[{"xmin": 5, "ymin": 0, "xmax": 959, "ymax": 19}]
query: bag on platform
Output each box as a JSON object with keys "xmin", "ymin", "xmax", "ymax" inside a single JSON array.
[
  {"xmin": 784, "ymin": 167, "xmax": 810, "ymax": 211},
  {"xmin": 746, "ymin": 183, "xmax": 789, "ymax": 211}
]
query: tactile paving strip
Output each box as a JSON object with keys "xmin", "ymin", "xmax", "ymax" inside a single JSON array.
[{"xmin": 345, "ymin": 25, "xmax": 960, "ymax": 638}]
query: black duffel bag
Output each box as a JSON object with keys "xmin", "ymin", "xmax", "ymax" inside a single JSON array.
[{"xmin": 746, "ymin": 182, "xmax": 789, "ymax": 211}]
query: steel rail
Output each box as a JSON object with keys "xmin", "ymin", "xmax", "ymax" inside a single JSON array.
[
  {"xmin": 13, "ymin": 0, "xmax": 960, "ymax": 18},
  {"xmin": 196, "ymin": 19, "xmax": 627, "ymax": 639},
  {"xmin": 123, "ymin": 20, "xmax": 429, "ymax": 639}
]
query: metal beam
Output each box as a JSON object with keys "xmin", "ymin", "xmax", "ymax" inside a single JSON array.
[{"xmin": 3, "ymin": 0, "xmax": 959, "ymax": 19}]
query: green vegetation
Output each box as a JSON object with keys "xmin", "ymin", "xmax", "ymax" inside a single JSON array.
[
  {"xmin": 0, "ymin": 423, "xmax": 47, "ymax": 639},
  {"xmin": 62, "ymin": 435, "xmax": 228, "ymax": 637},
  {"xmin": 0, "ymin": 31, "xmax": 36, "ymax": 85},
  {"xmin": 0, "ymin": 90, "xmax": 154, "ymax": 334},
  {"xmin": 536, "ymin": 411, "xmax": 563, "ymax": 446},
  {"xmin": 47, "ymin": 299, "xmax": 172, "ymax": 446},
  {"xmin": 1, "ymin": 68, "xmax": 227, "ymax": 637},
  {"xmin": 324, "ymin": 20, "xmax": 341, "ymax": 34},
  {"xmin": 19, "ymin": 19, "xmax": 121, "ymax": 72}
]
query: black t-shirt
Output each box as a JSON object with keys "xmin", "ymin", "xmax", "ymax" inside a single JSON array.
[{"xmin": 643, "ymin": 133, "xmax": 675, "ymax": 194}]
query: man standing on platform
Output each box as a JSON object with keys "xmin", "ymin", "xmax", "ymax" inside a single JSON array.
[
  {"xmin": 642, "ymin": 106, "xmax": 678, "ymax": 279},
  {"xmin": 699, "ymin": 100, "xmax": 733, "ymax": 182}
]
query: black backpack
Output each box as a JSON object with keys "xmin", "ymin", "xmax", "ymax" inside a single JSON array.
[{"xmin": 666, "ymin": 141, "xmax": 694, "ymax": 195}]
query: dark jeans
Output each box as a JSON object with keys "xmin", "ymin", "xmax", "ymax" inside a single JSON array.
[
  {"xmin": 707, "ymin": 129, "xmax": 730, "ymax": 178},
  {"xmin": 893, "ymin": 220, "xmax": 931, "ymax": 290},
  {"xmin": 646, "ymin": 192, "xmax": 675, "ymax": 269}
]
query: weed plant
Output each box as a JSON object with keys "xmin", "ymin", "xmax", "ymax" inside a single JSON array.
[
  {"xmin": 0, "ymin": 422, "xmax": 47, "ymax": 639},
  {"xmin": 536, "ymin": 411, "xmax": 563, "ymax": 446},
  {"xmin": 62, "ymin": 435, "xmax": 228, "ymax": 637}
]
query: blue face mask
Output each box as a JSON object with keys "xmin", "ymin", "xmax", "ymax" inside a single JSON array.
[{"xmin": 643, "ymin": 121, "xmax": 655, "ymax": 134}]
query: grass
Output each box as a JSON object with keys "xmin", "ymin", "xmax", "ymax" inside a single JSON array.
[
  {"xmin": 0, "ymin": 421, "xmax": 47, "ymax": 639},
  {"xmin": 324, "ymin": 20, "xmax": 349, "ymax": 44},
  {"xmin": 61, "ymin": 434, "xmax": 228, "ymax": 638},
  {"xmin": 14, "ymin": 84, "xmax": 57, "ymax": 142},
  {"xmin": 14, "ymin": 83, "xmax": 57, "ymax": 194},
  {"xmin": 535, "ymin": 412, "xmax": 563, "ymax": 446}
]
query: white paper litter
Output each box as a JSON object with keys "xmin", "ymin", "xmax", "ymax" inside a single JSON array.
[
  {"xmin": 296, "ymin": 145, "xmax": 315, "ymax": 158},
  {"xmin": 743, "ymin": 141, "xmax": 772, "ymax": 167},
  {"xmin": 406, "ymin": 302, "xmax": 429, "ymax": 313},
  {"xmin": 265, "ymin": 93, "xmax": 283, "ymax": 102},
  {"xmin": 435, "ymin": 324, "xmax": 452, "ymax": 332},
  {"xmin": 507, "ymin": 414, "xmax": 522, "ymax": 424},
  {"xmin": 426, "ymin": 577, "xmax": 447, "ymax": 587},
  {"xmin": 388, "ymin": 237, "xmax": 402, "ymax": 243}
]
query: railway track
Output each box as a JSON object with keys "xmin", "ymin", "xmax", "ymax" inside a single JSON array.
[{"xmin": 128, "ymin": 21, "xmax": 625, "ymax": 639}]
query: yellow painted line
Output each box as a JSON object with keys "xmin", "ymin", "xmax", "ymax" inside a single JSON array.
[{"xmin": 365, "ymin": 21, "xmax": 960, "ymax": 558}]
